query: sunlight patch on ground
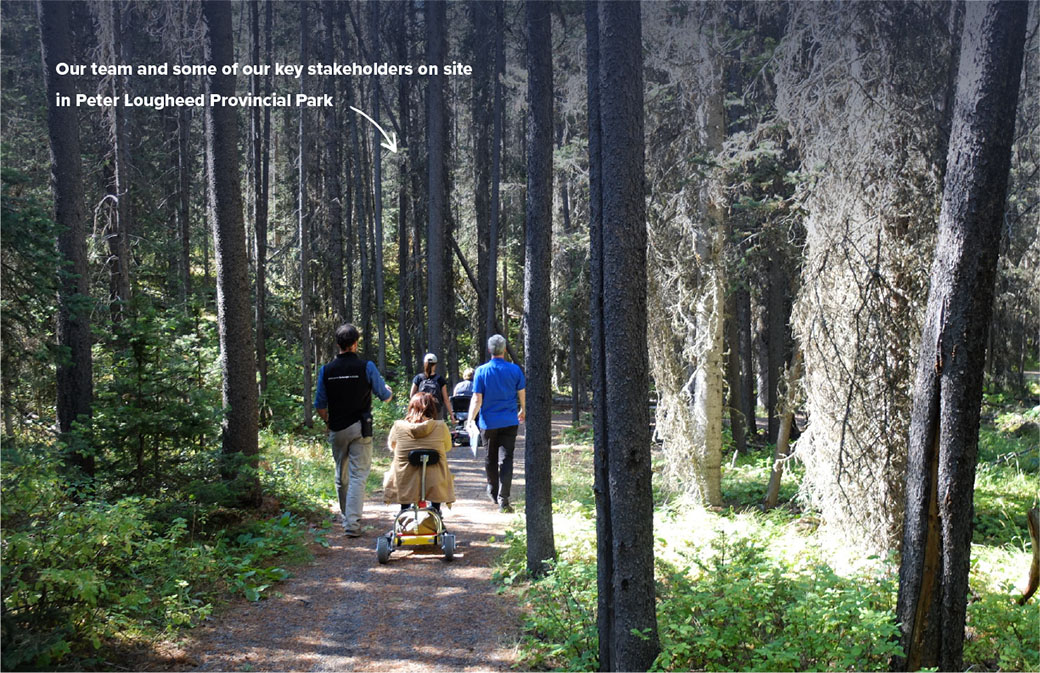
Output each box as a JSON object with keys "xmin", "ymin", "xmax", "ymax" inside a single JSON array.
[
  {"xmin": 649, "ymin": 495, "xmax": 892, "ymax": 577},
  {"xmin": 971, "ymin": 543, "xmax": 1033, "ymax": 592}
]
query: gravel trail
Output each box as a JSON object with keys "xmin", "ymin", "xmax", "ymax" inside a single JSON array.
[{"xmin": 173, "ymin": 425, "xmax": 529, "ymax": 672}]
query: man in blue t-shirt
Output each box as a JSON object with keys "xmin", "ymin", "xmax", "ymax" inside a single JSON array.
[{"xmin": 467, "ymin": 334, "xmax": 526, "ymax": 512}]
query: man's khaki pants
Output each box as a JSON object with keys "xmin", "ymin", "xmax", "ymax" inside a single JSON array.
[{"xmin": 330, "ymin": 420, "xmax": 372, "ymax": 534}]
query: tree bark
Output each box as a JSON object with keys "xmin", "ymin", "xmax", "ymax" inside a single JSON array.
[
  {"xmin": 726, "ymin": 290, "xmax": 747, "ymax": 456},
  {"xmin": 201, "ymin": 0, "xmax": 260, "ymax": 501},
  {"xmin": 585, "ymin": 5, "xmax": 611, "ymax": 668},
  {"xmin": 38, "ymin": 0, "xmax": 94, "ymax": 478},
  {"xmin": 593, "ymin": 2, "xmax": 660, "ymax": 669},
  {"xmin": 370, "ymin": 1, "xmax": 387, "ymax": 372},
  {"xmin": 396, "ymin": 1, "xmax": 412, "ymax": 373},
  {"xmin": 736, "ymin": 286, "xmax": 755, "ymax": 438},
  {"xmin": 486, "ymin": 1, "xmax": 504, "ymax": 359},
  {"xmin": 299, "ymin": 1, "xmax": 313, "ymax": 428},
  {"xmin": 472, "ymin": 1, "xmax": 493, "ymax": 365},
  {"xmin": 334, "ymin": 6, "xmax": 355, "ymax": 325},
  {"xmin": 764, "ymin": 349, "xmax": 803, "ymax": 508},
  {"xmin": 347, "ymin": 76, "xmax": 371, "ymax": 353},
  {"xmin": 252, "ymin": 0, "xmax": 272, "ymax": 400},
  {"xmin": 524, "ymin": 0, "xmax": 556, "ymax": 579},
  {"xmin": 895, "ymin": 3, "xmax": 1027, "ymax": 669},
  {"xmin": 322, "ymin": 2, "xmax": 345, "ymax": 325},
  {"xmin": 176, "ymin": 71, "xmax": 192, "ymax": 305},
  {"xmin": 765, "ymin": 250, "xmax": 788, "ymax": 442},
  {"xmin": 102, "ymin": 1, "xmax": 132, "ymax": 323},
  {"xmin": 425, "ymin": 1, "xmax": 447, "ymax": 359}
]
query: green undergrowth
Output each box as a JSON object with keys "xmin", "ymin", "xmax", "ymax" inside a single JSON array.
[
  {"xmin": 496, "ymin": 416, "xmax": 1039, "ymax": 672},
  {"xmin": 1, "ymin": 430, "xmax": 338, "ymax": 671}
]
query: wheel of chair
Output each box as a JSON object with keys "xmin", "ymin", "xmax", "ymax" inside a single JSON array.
[
  {"xmin": 376, "ymin": 535, "xmax": 391, "ymax": 564},
  {"xmin": 442, "ymin": 533, "xmax": 455, "ymax": 561}
]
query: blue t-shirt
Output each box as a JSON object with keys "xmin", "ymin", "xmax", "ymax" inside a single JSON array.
[{"xmin": 473, "ymin": 357, "xmax": 525, "ymax": 430}]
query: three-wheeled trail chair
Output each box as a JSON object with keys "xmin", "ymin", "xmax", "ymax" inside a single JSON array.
[{"xmin": 376, "ymin": 448, "xmax": 456, "ymax": 563}]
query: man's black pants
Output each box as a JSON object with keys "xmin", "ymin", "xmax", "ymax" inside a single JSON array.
[{"xmin": 483, "ymin": 425, "xmax": 518, "ymax": 502}]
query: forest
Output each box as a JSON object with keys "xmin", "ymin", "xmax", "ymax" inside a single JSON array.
[{"xmin": 1, "ymin": 0, "xmax": 1038, "ymax": 671}]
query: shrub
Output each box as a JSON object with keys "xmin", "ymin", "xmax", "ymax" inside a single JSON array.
[
  {"xmin": 511, "ymin": 555, "xmax": 599, "ymax": 671},
  {"xmin": 1, "ymin": 449, "xmax": 212, "ymax": 669},
  {"xmin": 965, "ymin": 588, "xmax": 1040, "ymax": 671},
  {"xmin": 653, "ymin": 535, "xmax": 902, "ymax": 672},
  {"xmin": 1, "ymin": 444, "xmax": 313, "ymax": 670}
]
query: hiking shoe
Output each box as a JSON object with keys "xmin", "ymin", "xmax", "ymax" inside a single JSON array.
[
  {"xmin": 486, "ymin": 484, "xmax": 498, "ymax": 504},
  {"xmin": 499, "ymin": 498, "xmax": 513, "ymax": 513},
  {"xmin": 344, "ymin": 528, "xmax": 362, "ymax": 538}
]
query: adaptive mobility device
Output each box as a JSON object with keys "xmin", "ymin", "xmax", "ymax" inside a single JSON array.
[{"xmin": 376, "ymin": 449, "xmax": 456, "ymax": 563}]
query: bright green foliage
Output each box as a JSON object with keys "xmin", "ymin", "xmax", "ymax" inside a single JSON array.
[
  {"xmin": 371, "ymin": 379, "xmax": 409, "ymax": 432},
  {"xmin": 653, "ymin": 537, "xmax": 902, "ymax": 672},
  {"xmin": 721, "ymin": 443, "xmax": 804, "ymax": 507},
  {"xmin": 2, "ymin": 448, "xmax": 212, "ymax": 669},
  {"xmin": 498, "ymin": 415, "xmax": 1037, "ymax": 672},
  {"xmin": 260, "ymin": 341, "xmax": 314, "ymax": 434},
  {"xmin": 514, "ymin": 557, "xmax": 599, "ymax": 672},
  {"xmin": 559, "ymin": 420, "xmax": 593, "ymax": 446},
  {"xmin": 258, "ymin": 431, "xmax": 335, "ymax": 519},
  {"xmin": 964, "ymin": 589, "xmax": 1039, "ymax": 671},
  {"xmin": 1, "ymin": 442, "xmax": 318, "ymax": 670},
  {"xmin": 1, "ymin": 164, "xmax": 60, "ymax": 436},
  {"xmin": 974, "ymin": 405, "xmax": 1039, "ymax": 548},
  {"xmin": 92, "ymin": 297, "xmax": 221, "ymax": 498}
]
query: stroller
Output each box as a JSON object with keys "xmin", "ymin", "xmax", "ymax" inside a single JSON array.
[
  {"xmin": 376, "ymin": 449, "xmax": 456, "ymax": 563},
  {"xmin": 449, "ymin": 394, "xmax": 473, "ymax": 447}
]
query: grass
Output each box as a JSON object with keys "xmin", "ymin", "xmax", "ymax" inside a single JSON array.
[{"xmin": 495, "ymin": 407, "xmax": 1039, "ymax": 672}]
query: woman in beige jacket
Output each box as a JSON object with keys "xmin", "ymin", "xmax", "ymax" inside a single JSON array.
[{"xmin": 383, "ymin": 393, "xmax": 456, "ymax": 507}]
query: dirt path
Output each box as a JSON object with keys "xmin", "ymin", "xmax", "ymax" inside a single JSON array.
[{"xmin": 169, "ymin": 422, "xmax": 543, "ymax": 672}]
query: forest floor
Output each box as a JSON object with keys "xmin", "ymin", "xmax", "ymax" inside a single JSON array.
[{"xmin": 149, "ymin": 415, "xmax": 573, "ymax": 672}]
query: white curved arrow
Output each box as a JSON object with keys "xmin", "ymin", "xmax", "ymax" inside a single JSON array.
[{"xmin": 349, "ymin": 105, "xmax": 398, "ymax": 154}]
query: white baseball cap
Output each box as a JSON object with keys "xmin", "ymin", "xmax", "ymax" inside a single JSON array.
[{"xmin": 423, "ymin": 353, "xmax": 437, "ymax": 363}]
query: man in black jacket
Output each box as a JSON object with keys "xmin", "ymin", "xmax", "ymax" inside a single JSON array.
[{"xmin": 314, "ymin": 324, "xmax": 393, "ymax": 536}]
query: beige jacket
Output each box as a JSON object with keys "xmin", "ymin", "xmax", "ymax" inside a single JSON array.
[{"xmin": 382, "ymin": 419, "xmax": 456, "ymax": 504}]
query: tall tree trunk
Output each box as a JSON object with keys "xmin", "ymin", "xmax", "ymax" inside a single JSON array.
[
  {"xmin": 410, "ymin": 52, "xmax": 425, "ymax": 370},
  {"xmin": 334, "ymin": 5, "xmax": 354, "ymax": 325},
  {"xmin": 524, "ymin": 0, "xmax": 556, "ymax": 579},
  {"xmin": 764, "ymin": 349, "xmax": 803, "ymax": 508},
  {"xmin": 38, "ymin": 0, "xmax": 94, "ymax": 478},
  {"xmin": 103, "ymin": 1, "xmax": 132, "ymax": 323},
  {"xmin": 201, "ymin": 0, "xmax": 260, "ymax": 502},
  {"xmin": 357, "ymin": 115, "xmax": 373, "ymax": 354},
  {"xmin": 896, "ymin": 2, "xmax": 1026, "ymax": 670},
  {"xmin": 299, "ymin": 1, "xmax": 313, "ymax": 429},
  {"xmin": 765, "ymin": 251, "xmax": 788, "ymax": 442},
  {"xmin": 736, "ymin": 286, "xmax": 755, "ymax": 438},
  {"xmin": 486, "ymin": 1, "xmax": 505, "ymax": 359},
  {"xmin": 396, "ymin": 0, "xmax": 412, "ymax": 373},
  {"xmin": 726, "ymin": 290, "xmax": 747, "ymax": 456},
  {"xmin": 251, "ymin": 0, "xmax": 272, "ymax": 400},
  {"xmin": 471, "ymin": 0, "xmax": 493, "ymax": 364},
  {"xmin": 558, "ymin": 122, "xmax": 581, "ymax": 425},
  {"xmin": 425, "ymin": 1, "xmax": 446, "ymax": 358},
  {"xmin": 176, "ymin": 69, "xmax": 192, "ymax": 305},
  {"xmin": 322, "ymin": 3, "xmax": 345, "ymax": 324},
  {"xmin": 348, "ymin": 76, "xmax": 372, "ymax": 354},
  {"xmin": 370, "ymin": 1, "xmax": 387, "ymax": 371},
  {"xmin": 591, "ymin": 2, "xmax": 659, "ymax": 669}
]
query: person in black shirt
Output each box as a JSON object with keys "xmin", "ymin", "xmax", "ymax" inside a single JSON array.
[
  {"xmin": 410, "ymin": 352, "xmax": 451, "ymax": 420},
  {"xmin": 314, "ymin": 324, "xmax": 393, "ymax": 536}
]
